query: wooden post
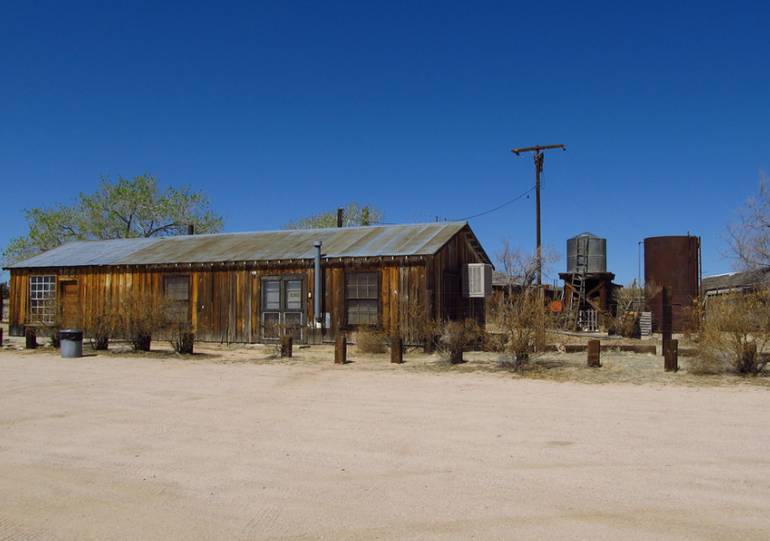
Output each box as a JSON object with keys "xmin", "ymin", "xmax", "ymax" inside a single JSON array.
[
  {"xmin": 423, "ymin": 335, "xmax": 435, "ymax": 354},
  {"xmin": 25, "ymin": 327, "xmax": 37, "ymax": 349},
  {"xmin": 0, "ymin": 326, "xmax": 3, "ymax": 347},
  {"xmin": 335, "ymin": 332, "xmax": 346, "ymax": 364},
  {"xmin": 280, "ymin": 335, "xmax": 293, "ymax": 358},
  {"xmin": 664, "ymin": 339, "xmax": 678, "ymax": 372},
  {"xmin": 390, "ymin": 336, "xmax": 403, "ymax": 364},
  {"xmin": 587, "ymin": 339, "xmax": 601, "ymax": 367}
]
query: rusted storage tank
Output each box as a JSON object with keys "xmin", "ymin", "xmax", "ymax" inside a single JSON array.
[{"xmin": 644, "ymin": 235, "xmax": 701, "ymax": 332}]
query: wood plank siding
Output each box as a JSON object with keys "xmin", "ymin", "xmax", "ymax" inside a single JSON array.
[{"xmin": 8, "ymin": 226, "xmax": 489, "ymax": 343}]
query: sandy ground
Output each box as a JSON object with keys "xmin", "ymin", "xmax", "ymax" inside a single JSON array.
[{"xmin": 1, "ymin": 346, "xmax": 770, "ymax": 540}]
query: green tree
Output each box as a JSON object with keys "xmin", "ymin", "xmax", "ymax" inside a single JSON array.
[
  {"xmin": 3, "ymin": 175, "xmax": 223, "ymax": 265},
  {"xmin": 285, "ymin": 202, "xmax": 383, "ymax": 229}
]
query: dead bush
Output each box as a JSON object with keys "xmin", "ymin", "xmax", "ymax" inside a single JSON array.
[
  {"xmin": 695, "ymin": 289, "xmax": 770, "ymax": 375},
  {"xmin": 490, "ymin": 242, "xmax": 558, "ymax": 368},
  {"xmin": 483, "ymin": 332, "xmax": 507, "ymax": 353},
  {"xmin": 356, "ymin": 326, "xmax": 387, "ymax": 354},
  {"xmin": 398, "ymin": 296, "xmax": 441, "ymax": 349},
  {"xmin": 609, "ymin": 282, "xmax": 643, "ymax": 337},
  {"xmin": 439, "ymin": 319, "xmax": 482, "ymax": 364},
  {"xmin": 85, "ymin": 300, "xmax": 121, "ymax": 350},
  {"xmin": 122, "ymin": 290, "xmax": 169, "ymax": 351},
  {"xmin": 169, "ymin": 322, "xmax": 195, "ymax": 354}
]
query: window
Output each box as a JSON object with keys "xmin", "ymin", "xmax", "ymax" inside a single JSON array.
[
  {"xmin": 261, "ymin": 276, "xmax": 306, "ymax": 341},
  {"xmin": 345, "ymin": 272, "xmax": 379, "ymax": 326},
  {"xmin": 263, "ymin": 279, "xmax": 280, "ymax": 311},
  {"xmin": 164, "ymin": 275, "xmax": 190, "ymax": 322},
  {"xmin": 29, "ymin": 275, "xmax": 56, "ymax": 324}
]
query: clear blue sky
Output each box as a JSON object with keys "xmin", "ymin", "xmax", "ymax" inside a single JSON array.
[{"xmin": 2, "ymin": 1, "xmax": 769, "ymax": 284}]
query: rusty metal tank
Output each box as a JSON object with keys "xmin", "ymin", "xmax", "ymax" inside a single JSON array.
[
  {"xmin": 567, "ymin": 232, "xmax": 607, "ymax": 274},
  {"xmin": 644, "ymin": 235, "xmax": 701, "ymax": 332}
]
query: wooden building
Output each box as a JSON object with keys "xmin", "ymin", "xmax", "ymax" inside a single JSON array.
[
  {"xmin": 5, "ymin": 222, "xmax": 492, "ymax": 344},
  {"xmin": 702, "ymin": 268, "xmax": 770, "ymax": 300}
]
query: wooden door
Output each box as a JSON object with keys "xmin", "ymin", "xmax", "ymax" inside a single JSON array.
[
  {"xmin": 261, "ymin": 276, "xmax": 306, "ymax": 342},
  {"xmin": 60, "ymin": 281, "xmax": 80, "ymax": 328}
]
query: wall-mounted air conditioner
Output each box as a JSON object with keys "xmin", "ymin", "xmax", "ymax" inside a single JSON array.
[{"xmin": 462, "ymin": 263, "xmax": 492, "ymax": 298}]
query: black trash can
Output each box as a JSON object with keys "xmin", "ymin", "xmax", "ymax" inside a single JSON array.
[{"xmin": 59, "ymin": 329, "xmax": 83, "ymax": 358}]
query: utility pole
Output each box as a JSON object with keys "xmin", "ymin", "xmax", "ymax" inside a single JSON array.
[{"xmin": 511, "ymin": 144, "xmax": 566, "ymax": 287}]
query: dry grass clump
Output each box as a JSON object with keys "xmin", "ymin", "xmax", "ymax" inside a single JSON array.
[
  {"xmin": 693, "ymin": 289, "xmax": 770, "ymax": 375},
  {"xmin": 356, "ymin": 327, "xmax": 387, "ymax": 354}
]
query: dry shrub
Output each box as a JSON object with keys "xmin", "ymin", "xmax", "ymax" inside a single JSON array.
[
  {"xmin": 483, "ymin": 332, "xmax": 507, "ymax": 352},
  {"xmin": 609, "ymin": 282, "xmax": 643, "ymax": 337},
  {"xmin": 169, "ymin": 322, "xmax": 195, "ymax": 354},
  {"xmin": 694, "ymin": 289, "xmax": 770, "ymax": 375},
  {"xmin": 680, "ymin": 300, "xmax": 702, "ymax": 342},
  {"xmin": 123, "ymin": 290, "xmax": 169, "ymax": 351},
  {"xmin": 399, "ymin": 296, "xmax": 441, "ymax": 348},
  {"xmin": 356, "ymin": 326, "xmax": 387, "ymax": 354},
  {"xmin": 85, "ymin": 300, "xmax": 120, "ymax": 350},
  {"xmin": 439, "ymin": 319, "xmax": 481, "ymax": 364},
  {"xmin": 490, "ymin": 286, "xmax": 548, "ymax": 369},
  {"xmin": 491, "ymin": 241, "xmax": 558, "ymax": 369}
]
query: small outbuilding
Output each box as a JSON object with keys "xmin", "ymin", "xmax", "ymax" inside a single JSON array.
[
  {"xmin": 702, "ymin": 268, "xmax": 770, "ymax": 300},
  {"xmin": 5, "ymin": 222, "xmax": 493, "ymax": 344}
]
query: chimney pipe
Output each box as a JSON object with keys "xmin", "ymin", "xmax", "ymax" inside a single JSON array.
[
  {"xmin": 336, "ymin": 208, "xmax": 344, "ymax": 228},
  {"xmin": 314, "ymin": 241, "xmax": 322, "ymax": 324},
  {"xmin": 187, "ymin": 224, "xmax": 195, "ymax": 235}
]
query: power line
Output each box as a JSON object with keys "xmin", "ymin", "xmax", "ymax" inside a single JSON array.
[{"xmin": 450, "ymin": 185, "xmax": 536, "ymax": 221}]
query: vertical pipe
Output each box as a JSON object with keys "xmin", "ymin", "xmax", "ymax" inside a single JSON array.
[
  {"xmin": 336, "ymin": 208, "xmax": 343, "ymax": 228},
  {"xmin": 314, "ymin": 241, "xmax": 322, "ymax": 324}
]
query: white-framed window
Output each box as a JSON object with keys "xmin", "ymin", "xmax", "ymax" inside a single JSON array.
[{"xmin": 29, "ymin": 275, "xmax": 56, "ymax": 324}]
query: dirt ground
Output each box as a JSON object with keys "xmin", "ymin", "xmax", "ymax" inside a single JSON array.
[{"xmin": 1, "ymin": 340, "xmax": 769, "ymax": 540}]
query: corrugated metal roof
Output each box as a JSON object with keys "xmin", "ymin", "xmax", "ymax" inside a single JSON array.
[{"xmin": 7, "ymin": 222, "xmax": 488, "ymax": 268}]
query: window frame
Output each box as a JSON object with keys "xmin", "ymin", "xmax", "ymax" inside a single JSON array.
[
  {"xmin": 163, "ymin": 273, "xmax": 192, "ymax": 323},
  {"xmin": 344, "ymin": 270, "xmax": 381, "ymax": 328},
  {"xmin": 28, "ymin": 274, "xmax": 57, "ymax": 325}
]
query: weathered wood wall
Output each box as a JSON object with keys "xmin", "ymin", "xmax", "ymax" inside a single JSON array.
[
  {"xmin": 430, "ymin": 227, "xmax": 487, "ymax": 324},
  {"xmin": 8, "ymin": 261, "xmax": 431, "ymax": 343}
]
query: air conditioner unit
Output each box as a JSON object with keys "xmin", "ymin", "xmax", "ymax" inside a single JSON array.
[{"xmin": 462, "ymin": 263, "xmax": 492, "ymax": 298}]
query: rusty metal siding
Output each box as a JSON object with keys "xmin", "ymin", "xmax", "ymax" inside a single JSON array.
[{"xmin": 644, "ymin": 235, "xmax": 701, "ymax": 332}]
